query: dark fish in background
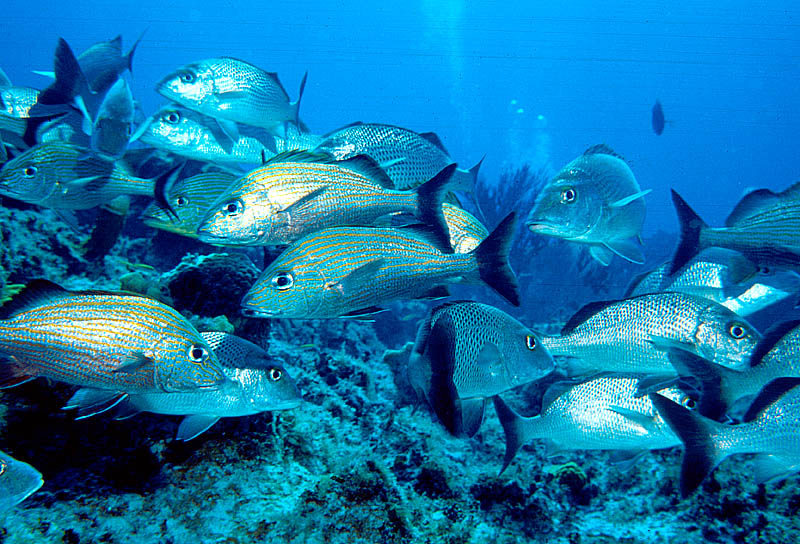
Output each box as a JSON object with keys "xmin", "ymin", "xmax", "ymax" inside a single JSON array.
[
  {"xmin": 670, "ymin": 184, "xmax": 800, "ymax": 274},
  {"xmin": 651, "ymin": 100, "xmax": 665, "ymax": 135},
  {"xmin": 82, "ymin": 196, "xmax": 130, "ymax": 261},
  {"xmin": 90, "ymin": 78, "xmax": 135, "ymax": 160},
  {"xmin": 651, "ymin": 382, "xmax": 800, "ymax": 497},
  {"xmin": 408, "ymin": 301, "xmax": 553, "ymax": 437},
  {"xmin": 0, "ymin": 450, "xmax": 43, "ymax": 512},
  {"xmin": 526, "ymin": 144, "xmax": 650, "ymax": 266}
]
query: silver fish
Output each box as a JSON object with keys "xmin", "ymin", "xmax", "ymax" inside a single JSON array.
[
  {"xmin": 64, "ymin": 332, "xmax": 302, "ymax": 440},
  {"xmin": 541, "ymin": 292, "xmax": 761, "ymax": 377},
  {"xmin": 314, "ymin": 122, "xmax": 481, "ymax": 191},
  {"xmin": 526, "ymin": 144, "xmax": 650, "ymax": 266},
  {"xmin": 90, "ymin": 78, "xmax": 134, "ymax": 160},
  {"xmin": 0, "ymin": 450, "xmax": 43, "ymax": 512},
  {"xmin": 409, "ymin": 301, "xmax": 554, "ymax": 437},
  {"xmin": 442, "ymin": 203, "xmax": 488, "ymax": 253},
  {"xmin": 495, "ymin": 376, "xmax": 694, "ymax": 472}
]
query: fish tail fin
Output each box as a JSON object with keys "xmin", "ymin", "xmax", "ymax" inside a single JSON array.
[
  {"xmin": 649, "ymin": 393, "xmax": 725, "ymax": 497},
  {"xmin": 661, "ymin": 346, "xmax": 734, "ymax": 420},
  {"xmin": 472, "ymin": 212, "xmax": 520, "ymax": 306},
  {"xmin": 36, "ymin": 38, "xmax": 89, "ymax": 109},
  {"xmin": 126, "ymin": 29, "xmax": 146, "ymax": 72},
  {"xmin": 415, "ymin": 164, "xmax": 456, "ymax": 253},
  {"xmin": 492, "ymin": 395, "xmax": 530, "ymax": 474},
  {"xmin": 292, "ymin": 71, "xmax": 308, "ymax": 128},
  {"xmin": 451, "ymin": 156, "xmax": 484, "ymax": 194},
  {"xmin": 669, "ymin": 189, "xmax": 708, "ymax": 275}
]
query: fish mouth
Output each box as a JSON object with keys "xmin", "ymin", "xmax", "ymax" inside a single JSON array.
[
  {"xmin": 240, "ymin": 305, "xmax": 280, "ymax": 318},
  {"xmin": 526, "ymin": 220, "xmax": 562, "ymax": 235}
]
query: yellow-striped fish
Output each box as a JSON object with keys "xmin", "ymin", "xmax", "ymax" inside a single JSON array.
[
  {"xmin": 241, "ymin": 213, "xmax": 519, "ymax": 319},
  {"xmin": 142, "ymin": 171, "xmax": 239, "ymax": 238},
  {"xmin": 197, "ymin": 151, "xmax": 454, "ymax": 249},
  {"xmin": 0, "ymin": 280, "xmax": 226, "ymax": 393},
  {"xmin": 442, "ymin": 203, "xmax": 488, "ymax": 254},
  {"xmin": 0, "ymin": 142, "xmax": 154, "ymax": 209}
]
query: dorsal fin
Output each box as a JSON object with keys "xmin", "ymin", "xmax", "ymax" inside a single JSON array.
[
  {"xmin": 583, "ymin": 144, "xmax": 624, "ymax": 160},
  {"xmin": 0, "ymin": 67, "xmax": 11, "ymax": 87},
  {"xmin": 419, "ymin": 132, "xmax": 449, "ymax": 154},
  {"xmin": 743, "ymin": 377, "xmax": 800, "ymax": 422},
  {"xmin": 725, "ymin": 189, "xmax": 782, "ymax": 227},
  {"xmin": 561, "ymin": 299, "xmax": 618, "ymax": 335},
  {"xmin": 0, "ymin": 279, "xmax": 69, "ymax": 319},
  {"xmin": 748, "ymin": 320, "xmax": 800, "ymax": 366},
  {"xmin": 260, "ymin": 150, "xmax": 394, "ymax": 189},
  {"xmin": 320, "ymin": 121, "xmax": 365, "ymax": 138},
  {"xmin": 108, "ymin": 35, "xmax": 123, "ymax": 49}
]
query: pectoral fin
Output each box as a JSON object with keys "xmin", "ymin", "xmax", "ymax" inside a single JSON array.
[
  {"xmin": 609, "ymin": 189, "xmax": 652, "ymax": 208},
  {"xmin": 114, "ymin": 352, "xmax": 153, "ymax": 373},
  {"xmin": 589, "ymin": 245, "xmax": 613, "ymax": 266},
  {"xmin": 63, "ymin": 387, "xmax": 128, "ymax": 419},
  {"xmin": 216, "ymin": 118, "xmax": 240, "ymax": 143},
  {"xmin": 177, "ymin": 415, "xmax": 221, "ymax": 441},
  {"xmin": 603, "ymin": 239, "xmax": 644, "ymax": 264},
  {"xmin": 334, "ymin": 259, "xmax": 385, "ymax": 296}
]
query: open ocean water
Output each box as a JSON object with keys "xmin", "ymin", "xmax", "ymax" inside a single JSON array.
[{"xmin": 0, "ymin": 1, "xmax": 799, "ymax": 542}]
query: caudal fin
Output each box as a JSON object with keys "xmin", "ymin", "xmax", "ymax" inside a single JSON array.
[
  {"xmin": 126, "ymin": 30, "xmax": 146, "ymax": 72},
  {"xmin": 35, "ymin": 38, "xmax": 88, "ymax": 110},
  {"xmin": 669, "ymin": 189, "xmax": 708, "ymax": 275},
  {"xmin": 473, "ymin": 212, "xmax": 520, "ymax": 306},
  {"xmin": 650, "ymin": 393, "xmax": 725, "ymax": 497},
  {"xmin": 292, "ymin": 72, "xmax": 308, "ymax": 128},
  {"xmin": 416, "ymin": 164, "xmax": 456, "ymax": 253}
]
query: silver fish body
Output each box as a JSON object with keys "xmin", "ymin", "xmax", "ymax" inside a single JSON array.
[
  {"xmin": 0, "ymin": 141, "xmax": 154, "ymax": 208},
  {"xmin": 0, "ymin": 450, "xmax": 43, "ymax": 512},
  {"xmin": 241, "ymin": 213, "xmax": 520, "ymax": 319},
  {"xmin": 314, "ymin": 122, "xmax": 478, "ymax": 191},
  {"xmin": 77, "ymin": 35, "xmax": 140, "ymax": 94},
  {"xmin": 156, "ymin": 57, "xmax": 304, "ymax": 132},
  {"xmin": 0, "ymin": 280, "xmax": 225, "ymax": 393},
  {"xmin": 409, "ymin": 301, "xmax": 553, "ymax": 437},
  {"xmin": 91, "ymin": 78, "xmax": 134, "ymax": 160},
  {"xmin": 526, "ymin": 144, "xmax": 649, "ymax": 266},
  {"xmin": 442, "ymin": 203, "xmax": 488, "ymax": 253},
  {"xmin": 541, "ymin": 292, "xmax": 761, "ymax": 375}
]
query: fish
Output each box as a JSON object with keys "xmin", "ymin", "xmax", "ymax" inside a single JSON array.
[
  {"xmin": 90, "ymin": 78, "xmax": 135, "ymax": 160},
  {"xmin": 240, "ymin": 212, "xmax": 520, "ymax": 319},
  {"xmin": 663, "ymin": 320, "xmax": 800, "ymax": 420},
  {"xmin": 408, "ymin": 301, "xmax": 554, "ymax": 437},
  {"xmin": 271, "ymin": 123, "xmax": 323, "ymax": 154},
  {"xmin": 135, "ymin": 104, "xmax": 276, "ymax": 165},
  {"xmin": 651, "ymin": 100, "xmax": 665, "ymax": 135},
  {"xmin": 0, "ymin": 279, "xmax": 226, "ymax": 393},
  {"xmin": 156, "ymin": 57, "xmax": 307, "ymax": 137},
  {"xmin": 197, "ymin": 151, "xmax": 453, "ymax": 249},
  {"xmin": 651, "ymin": 382, "xmax": 800, "ymax": 496},
  {"xmin": 526, "ymin": 144, "xmax": 650, "ymax": 266},
  {"xmin": 142, "ymin": 170, "xmax": 239, "ymax": 238},
  {"xmin": 64, "ymin": 331, "xmax": 302, "ymax": 440},
  {"xmin": 0, "ymin": 450, "xmax": 43, "ymax": 512},
  {"xmin": 1, "ymin": 85, "xmax": 42, "ymax": 138},
  {"xmin": 0, "ymin": 141, "xmax": 156, "ymax": 209},
  {"xmin": 540, "ymin": 292, "xmax": 761, "ymax": 378},
  {"xmin": 442, "ymin": 203, "xmax": 488, "ymax": 253},
  {"xmin": 313, "ymin": 122, "xmax": 481, "ymax": 191},
  {"xmin": 625, "ymin": 248, "xmax": 800, "ymax": 316},
  {"xmin": 495, "ymin": 376, "xmax": 695, "ymax": 473},
  {"xmin": 670, "ymin": 185, "xmax": 800, "ymax": 274}
]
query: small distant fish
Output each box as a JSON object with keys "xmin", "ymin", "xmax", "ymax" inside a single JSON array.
[
  {"xmin": 156, "ymin": 57, "xmax": 307, "ymax": 136},
  {"xmin": 526, "ymin": 144, "xmax": 650, "ymax": 266},
  {"xmin": 651, "ymin": 100, "xmax": 665, "ymax": 135},
  {"xmin": 197, "ymin": 151, "xmax": 453, "ymax": 249},
  {"xmin": 541, "ymin": 292, "xmax": 761, "ymax": 378},
  {"xmin": 241, "ymin": 213, "xmax": 520, "ymax": 319},
  {"xmin": 90, "ymin": 78, "xmax": 135, "ymax": 160},
  {"xmin": 64, "ymin": 331, "xmax": 302, "ymax": 440},
  {"xmin": 0, "ymin": 279, "xmax": 226, "ymax": 393},
  {"xmin": 409, "ymin": 301, "xmax": 554, "ymax": 437},
  {"xmin": 651, "ymin": 382, "xmax": 800, "ymax": 496},
  {"xmin": 670, "ymin": 185, "xmax": 800, "ymax": 274},
  {"xmin": 135, "ymin": 104, "xmax": 276, "ymax": 165},
  {"xmin": 442, "ymin": 203, "xmax": 488, "ymax": 253},
  {"xmin": 314, "ymin": 122, "xmax": 481, "ymax": 191},
  {"xmin": 0, "ymin": 450, "xmax": 43, "ymax": 512},
  {"xmin": 495, "ymin": 376, "xmax": 694, "ymax": 472},
  {"xmin": 0, "ymin": 141, "xmax": 156, "ymax": 209},
  {"xmin": 626, "ymin": 248, "xmax": 800, "ymax": 316},
  {"xmin": 142, "ymin": 170, "xmax": 239, "ymax": 238}
]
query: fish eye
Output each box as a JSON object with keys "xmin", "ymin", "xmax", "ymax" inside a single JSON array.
[
  {"xmin": 23, "ymin": 166, "xmax": 38, "ymax": 177},
  {"xmin": 758, "ymin": 266, "xmax": 772, "ymax": 275},
  {"xmin": 187, "ymin": 344, "xmax": 208, "ymax": 362},
  {"xmin": 180, "ymin": 72, "xmax": 195, "ymax": 83},
  {"xmin": 269, "ymin": 368, "xmax": 283, "ymax": 381},
  {"xmin": 560, "ymin": 187, "xmax": 577, "ymax": 203},
  {"xmin": 164, "ymin": 111, "xmax": 181, "ymax": 124},
  {"xmin": 271, "ymin": 272, "xmax": 294, "ymax": 291},
  {"xmin": 175, "ymin": 195, "xmax": 189, "ymax": 207},
  {"xmin": 728, "ymin": 323, "xmax": 747, "ymax": 339},
  {"xmin": 223, "ymin": 200, "xmax": 243, "ymax": 215},
  {"xmin": 525, "ymin": 334, "xmax": 537, "ymax": 350},
  {"xmin": 681, "ymin": 396, "xmax": 697, "ymax": 410}
]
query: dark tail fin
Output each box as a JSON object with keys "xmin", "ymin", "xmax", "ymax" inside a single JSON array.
[
  {"xmin": 663, "ymin": 347, "xmax": 730, "ymax": 420},
  {"xmin": 669, "ymin": 189, "xmax": 708, "ymax": 275},
  {"xmin": 126, "ymin": 30, "xmax": 146, "ymax": 72},
  {"xmin": 492, "ymin": 395, "xmax": 528, "ymax": 474},
  {"xmin": 292, "ymin": 71, "xmax": 308, "ymax": 127},
  {"xmin": 649, "ymin": 393, "xmax": 722, "ymax": 497},
  {"xmin": 416, "ymin": 164, "xmax": 456, "ymax": 253},
  {"xmin": 472, "ymin": 212, "xmax": 520, "ymax": 306},
  {"xmin": 35, "ymin": 38, "xmax": 86, "ymax": 108}
]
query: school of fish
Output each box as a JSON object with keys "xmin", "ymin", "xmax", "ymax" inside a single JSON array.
[{"xmin": 1, "ymin": 34, "xmax": 799, "ymax": 508}]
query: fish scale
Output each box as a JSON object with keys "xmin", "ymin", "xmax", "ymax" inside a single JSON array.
[
  {"xmin": 541, "ymin": 292, "xmax": 760, "ymax": 375},
  {"xmin": 442, "ymin": 203, "xmax": 487, "ymax": 253},
  {"xmin": 0, "ymin": 282, "xmax": 225, "ymax": 393}
]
